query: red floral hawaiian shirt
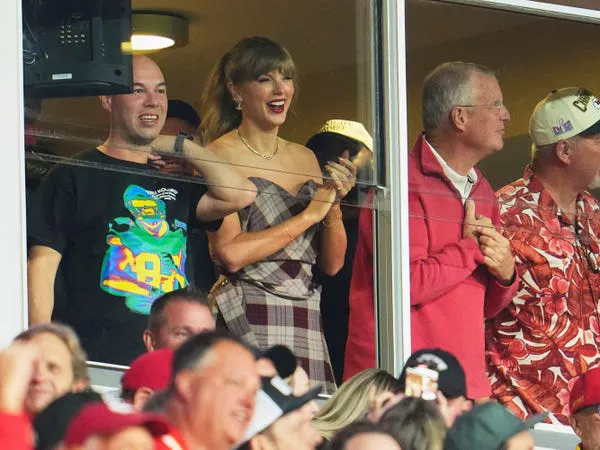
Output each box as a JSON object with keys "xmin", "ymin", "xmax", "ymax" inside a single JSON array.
[{"xmin": 486, "ymin": 167, "xmax": 600, "ymax": 424}]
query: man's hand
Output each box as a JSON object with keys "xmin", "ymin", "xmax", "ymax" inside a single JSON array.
[
  {"xmin": 477, "ymin": 225, "xmax": 515, "ymax": 284},
  {"xmin": 0, "ymin": 342, "xmax": 39, "ymax": 414},
  {"xmin": 463, "ymin": 199, "xmax": 493, "ymax": 242}
]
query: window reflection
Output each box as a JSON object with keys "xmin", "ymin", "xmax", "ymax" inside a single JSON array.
[
  {"xmin": 403, "ymin": 0, "xmax": 600, "ymax": 426},
  {"xmin": 24, "ymin": 0, "xmax": 380, "ymax": 395}
]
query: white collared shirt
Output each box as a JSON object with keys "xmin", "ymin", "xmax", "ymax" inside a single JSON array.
[{"xmin": 425, "ymin": 138, "xmax": 478, "ymax": 204}]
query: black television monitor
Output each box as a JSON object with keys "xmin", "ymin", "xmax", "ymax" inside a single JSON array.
[{"xmin": 22, "ymin": 0, "xmax": 132, "ymax": 98}]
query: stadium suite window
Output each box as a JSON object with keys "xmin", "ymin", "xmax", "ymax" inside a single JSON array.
[{"xmin": 23, "ymin": 0, "xmax": 382, "ymax": 388}]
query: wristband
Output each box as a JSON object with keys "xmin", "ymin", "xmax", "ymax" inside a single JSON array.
[{"xmin": 174, "ymin": 132, "xmax": 193, "ymax": 154}]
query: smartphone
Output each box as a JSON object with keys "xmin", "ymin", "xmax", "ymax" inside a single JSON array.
[{"xmin": 404, "ymin": 366, "xmax": 439, "ymax": 401}]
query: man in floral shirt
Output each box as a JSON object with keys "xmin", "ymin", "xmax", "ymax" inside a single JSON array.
[{"xmin": 486, "ymin": 87, "xmax": 600, "ymax": 424}]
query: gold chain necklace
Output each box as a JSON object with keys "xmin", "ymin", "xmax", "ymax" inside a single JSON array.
[{"xmin": 237, "ymin": 129, "xmax": 279, "ymax": 160}]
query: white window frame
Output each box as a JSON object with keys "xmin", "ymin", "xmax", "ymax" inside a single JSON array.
[
  {"xmin": 375, "ymin": 0, "xmax": 596, "ymax": 445},
  {"xmin": 0, "ymin": 0, "xmax": 27, "ymax": 347}
]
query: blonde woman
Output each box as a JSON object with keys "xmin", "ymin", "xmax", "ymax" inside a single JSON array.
[
  {"xmin": 314, "ymin": 368, "xmax": 401, "ymax": 441},
  {"xmin": 201, "ymin": 36, "xmax": 356, "ymax": 394}
]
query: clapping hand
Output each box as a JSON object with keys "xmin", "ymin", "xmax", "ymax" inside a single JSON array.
[{"xmin": 324, "ymin": 157, "xmax": 357, "ymax": 202}]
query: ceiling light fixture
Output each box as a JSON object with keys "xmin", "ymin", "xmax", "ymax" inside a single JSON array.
[{"xmin": 122, "ymin": 11, "xmax": 188, "ymax": 53}]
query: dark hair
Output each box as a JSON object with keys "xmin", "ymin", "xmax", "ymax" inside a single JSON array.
[
  {"xmin": 167, "ymin": 99, "xmax": 201, "ymax": 129},
  {"xmin": 148, "ymin": 286, "xmax": 210, "ymax": 332},
  {"xmin": 305, "ymin": 132, "xmax": 364, "ymax": 170},
  {"xmin": 33, "ymin": 391, "xmax": 102, "ymax": 450},
  {"xmin": 378, "ymin": 397, "xmax": 446, "ymax": 450},
  {"xmin": 200, "ymin": 36, "xmax": 297, "ymax": 143},
  {"xmin": 170, "ymin": 330, "xmax": 248, "ymax": 385},
  {"xmin": 143, "ymin": 390, "xmax": 169, "ymax": 413},
  {"xmin": 120, "ymin": 389, "xmax": 135, "ymax": 402},
  {"xmin": 329, "ymin": 420, "xmax": 391, "ymax": 450}
]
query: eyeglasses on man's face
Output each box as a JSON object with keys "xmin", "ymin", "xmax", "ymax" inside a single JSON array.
[{"xmin": 456, "ymin": 100, "xmax": 505, "ymax": 111}]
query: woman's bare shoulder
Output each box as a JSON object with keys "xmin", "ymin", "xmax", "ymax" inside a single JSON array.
[
  {"xmin": 205, "ymin": 132, "xmax": 240, "ymax": 159},
  {"xmin": 281, "ymin": 139, "xmax": 321, "ymax": 175}
]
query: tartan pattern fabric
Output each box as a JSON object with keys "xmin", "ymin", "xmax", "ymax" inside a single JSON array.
[{"xmin": 212, "ymin": 177, "xmax": 336, "ymax": 394}]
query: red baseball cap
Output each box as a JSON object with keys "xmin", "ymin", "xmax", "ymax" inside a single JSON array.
[
  {"xmin": 122, "ymin": 349, "xmax": 174, "ymax": 392},
  {"xmin": 570, "ymin": 366, "xmax": 600, "ymax": 414},
  {"xmin": 64, "ymin": 402, "xmax": 169, "ymax": 445}
]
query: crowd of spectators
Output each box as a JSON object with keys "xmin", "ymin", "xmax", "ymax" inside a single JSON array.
[{"xmin": 0, "ymin": 322, "xmax": 561, "ymax": 450}]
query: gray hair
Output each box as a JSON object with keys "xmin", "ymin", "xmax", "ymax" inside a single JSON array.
[
  {"xmin": 422, "ymin": 62, "xmax": 495, "ymax": 133},
  {"xmin": 531, "ymin": 135, "xmax": 578, "ymax": 162}
]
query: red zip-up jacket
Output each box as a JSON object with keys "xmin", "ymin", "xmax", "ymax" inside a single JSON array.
[{"xmin": 409, "ymin": 134, "xmax": 518, "ymax": 399}]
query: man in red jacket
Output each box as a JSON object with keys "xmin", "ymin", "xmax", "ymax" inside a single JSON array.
[{"xmin": 408, "ymin": 61, "xmax": 518, "ymax": 400}]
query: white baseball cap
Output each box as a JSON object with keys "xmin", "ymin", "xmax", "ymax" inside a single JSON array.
[
  {"xmin": 233, "ymin": 375, "xmax": 322, "ymax": 448},
  {"xmin": 529, "ymin": 87, "xmax": 600, "ymax": 146}
]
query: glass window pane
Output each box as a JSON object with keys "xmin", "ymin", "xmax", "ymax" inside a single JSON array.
[
  {"xmin": 24, "ymin": 0, "xmax": 381, "ymax": 398},
  {"xmin": 406, "ymin": 0, "xmax": 600, "ymax": 428}
]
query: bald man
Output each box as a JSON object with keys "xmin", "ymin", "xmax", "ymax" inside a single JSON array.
[{"xmin": 28, "ymin": 55, "xmax": 256, "ymax": 365}]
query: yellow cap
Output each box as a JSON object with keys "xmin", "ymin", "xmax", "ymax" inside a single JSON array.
[{"xmin": 317, "ymin": 119, "xmax": 373, "ymax": 152}]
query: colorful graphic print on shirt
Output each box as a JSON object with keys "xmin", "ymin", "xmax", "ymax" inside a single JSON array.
[{"xmin": 99, "ymin": 184, "xmax": 188, "ymax": 314}]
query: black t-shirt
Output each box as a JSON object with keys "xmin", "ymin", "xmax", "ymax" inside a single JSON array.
[{"xmin": 28, "ymin": 149, "xmax": 220, "ymax": 365}]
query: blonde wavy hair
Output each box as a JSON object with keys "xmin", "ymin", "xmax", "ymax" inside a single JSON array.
[{"xmin": 313, "ymin": 368, "xmax": 401, "ymax": 440}]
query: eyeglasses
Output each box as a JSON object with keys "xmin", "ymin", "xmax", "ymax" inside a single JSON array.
[
  {"xmin": 456, "ymin": 101, "xmax": 505, "ymax": 111},
  {"xmin": 578, "ymin": 237, "xmax": 600, "ymax": 274},
  {"xmin": 575, "ymin": 222, "xmax": 600, "ymax": 274}
]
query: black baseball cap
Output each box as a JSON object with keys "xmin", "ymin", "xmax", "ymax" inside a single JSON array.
[
  {"xmin": 235, "ymin": 376, "xmax": 322, "ymax": 447},
  {"xmin": 252, "ymin": 344, "xmax": 298, "ymax": 379},
  {"xmin": 166, "ymin": 99, "xmax": 200, "ymax": 129},
  {"xmin": 398, "ymin": 348, "xmax": 467, "ymax": 399},
  {"xmin": 33, "ymin": 391, "xmax": 103, "ymax": 450}
]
